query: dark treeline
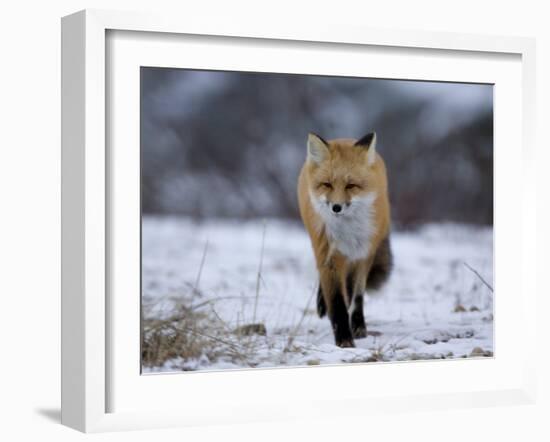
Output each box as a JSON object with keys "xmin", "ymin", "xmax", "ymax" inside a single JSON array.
[{"xmin": 141, "ymin": 68, "xmax": 493, "ymax": 227}]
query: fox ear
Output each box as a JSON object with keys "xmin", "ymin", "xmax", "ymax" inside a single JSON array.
[
  {"xmin": 355, "ymin": 132, "xmax": 377, "ymax": 165},
  {"xmin": 307, "ymin": 133, "xmax": 329, "ymax": 164}
]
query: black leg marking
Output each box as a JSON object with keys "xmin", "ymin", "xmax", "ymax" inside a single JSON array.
[
  {"xmin": 329, "ymin": 289, "xmax": 354, "ymax": 348},
  {"xmin": 317, "ymin": 285, "xmax": 327, "ymax": 318},
  {"xmin": 351, "ymin": 295, "xmax": 367, "ymax": 339},
  {"xmin": 346, "ymin": 273, "xmax": 367, "ymax": 339}
]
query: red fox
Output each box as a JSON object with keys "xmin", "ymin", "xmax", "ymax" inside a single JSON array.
[{"xmin": 297, "ymin": 132, "xmax": 392, "ymax": 347}]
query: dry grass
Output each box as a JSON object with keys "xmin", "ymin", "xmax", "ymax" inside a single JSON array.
[
  {"xmin": 142, "ymin": 237, "xmax": 262, "ymax": 370},
  {"xmin": 141, "ymin": 307, "xmax": 210, "ymax": 368},
  {"xmin": 142, "ymin": 225, "xmax": 283, "ymax": 371},
  {"xmin": 141, "ymin": 302, "xmax": 261, "ymax": 370}
]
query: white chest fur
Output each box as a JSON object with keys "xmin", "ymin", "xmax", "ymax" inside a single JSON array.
[{"xmin": 311, "ymin": 192, "xmax": 378, "ymax": 261}]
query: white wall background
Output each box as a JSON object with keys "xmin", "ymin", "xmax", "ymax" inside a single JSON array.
[{"xmin": 0, "ymin": 1, "xmax": 547, "ymax": 440}]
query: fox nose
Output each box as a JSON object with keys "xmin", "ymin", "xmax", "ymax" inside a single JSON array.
[{"xmin": 332, "ymin": 204, "xmax": 342, "ymax": 213}]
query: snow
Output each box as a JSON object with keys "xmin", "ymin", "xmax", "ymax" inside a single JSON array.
[{"xmin": 142, "ymin": 216, "xmax": 493, "ymax": 373}]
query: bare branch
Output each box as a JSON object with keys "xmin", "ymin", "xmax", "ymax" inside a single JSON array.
[
  {"xmin": 463, "ymin": 262, "xmax": 494, "ymax": 293},
  {"xmin": 252, "ymin": 221, "xmax": 267, "ymax": 324},
  {"xmin": 192, "ymin": 239, "xmax": 209, "ymax": 299}
]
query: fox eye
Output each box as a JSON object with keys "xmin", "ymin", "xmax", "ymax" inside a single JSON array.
[
  {"xmin": 320, "ymin": 182, "xmax": 333, "ymax": 189},
  {"xmin": 346, "ymin": 183, "xmax": 360, "ymax": 190}
]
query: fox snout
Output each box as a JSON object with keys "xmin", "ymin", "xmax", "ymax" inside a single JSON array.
[{"xmin": 327, "ymin": 200, "xmax": 352, "ymax": 215}]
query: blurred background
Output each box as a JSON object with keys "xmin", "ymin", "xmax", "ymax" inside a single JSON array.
[{"xmin": 141, "ymin": 68, "xmax": 493, "ymax": 227}]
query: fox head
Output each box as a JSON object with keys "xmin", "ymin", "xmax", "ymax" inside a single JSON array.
[{"xmin": 306, "ymin": 132, "xmax": 381, "ymax": 220}]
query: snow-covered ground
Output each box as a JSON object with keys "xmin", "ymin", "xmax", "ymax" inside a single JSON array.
[{"xmin": 142, "ymin": 216, "xmax": 493, "ymax": 372}]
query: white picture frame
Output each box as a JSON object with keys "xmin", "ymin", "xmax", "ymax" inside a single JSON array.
[{"xmin": 61, "ymin": 9, "xmax": 537, "ymax": 433}]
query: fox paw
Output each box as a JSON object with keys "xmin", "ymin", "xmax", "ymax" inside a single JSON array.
[
  {"xmin": 352, "ymin": 326, "xmax": 367, "ymax": 339},
  {"xmin": 336, "ymin": 338, "xmax": 355, "ymax": 348}
]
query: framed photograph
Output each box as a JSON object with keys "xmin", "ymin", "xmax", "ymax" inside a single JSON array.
[{"xmin": 61, "ymin": 9, "xmax": 537, "ymax": 432}]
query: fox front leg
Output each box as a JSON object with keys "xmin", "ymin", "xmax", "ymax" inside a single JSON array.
[
  {"xmin": 349, "ymin": 295, "xmax": 367, "ymax": 339},
  {"xmin": 317, "ymin": 280, "xmax": 360, "ymax": 343},
  {"xmin": 318, "ymin": 272, "xmax": 355, "ymax": 347},
  {"xmin": 316, "ymin": 285, "xmax": 327, "ymax": 318},
  {"xmin": 328, "ymin": 287, "xmax": 355, "ymax": 348},
  {"xmin": 348, "ymin": 266, "xmax": 368, "ymax": 339}
]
